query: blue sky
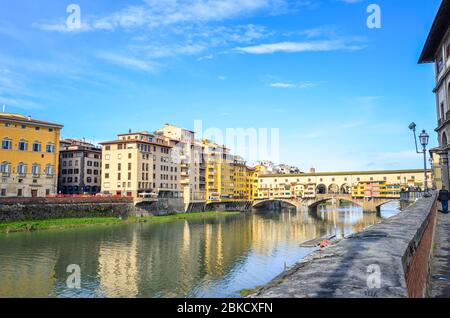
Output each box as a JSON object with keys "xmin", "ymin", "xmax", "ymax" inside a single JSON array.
[{"xmin": 0, "ymin": 0, "xmax": 442, "ymax": 171}]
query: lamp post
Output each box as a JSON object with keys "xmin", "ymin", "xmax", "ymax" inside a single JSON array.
[{"xmin": 409, "ymin": 122, "xmax": 430, "ymax": 196}]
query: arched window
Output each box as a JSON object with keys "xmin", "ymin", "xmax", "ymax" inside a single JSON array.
[
  {"xmin": 443, "ymin": 132, "xmax": 448, "ymax": 147},
  {"xmin": 0, "ymin": 161, "xmax": 11, "ymax": 173},
  {"xmin": 18, "ymin": 139, "xmax": 28, "ymax": 151},
  {"xmin": 17, "ymin": 163, "xmax": 27, "ymax": 174},
  {"xmin": 1, "ymin": 138, "xmax": 12, "ymax": 150}
]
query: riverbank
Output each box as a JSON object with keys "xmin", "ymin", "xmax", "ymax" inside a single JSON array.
[
  {"xmin": 0, "ymin": 211, "xmax": 241, "ymax": 234},
  {"xmin": 248, "ymin": 194, "xmax": 437, "ymax": 298}
]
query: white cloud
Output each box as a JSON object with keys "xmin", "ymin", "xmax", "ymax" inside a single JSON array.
[
  {"xmin": 269, "ymin": 81, "xmax": 320, "ymax": 89},
  {"xmin": 34, "ymin": 0, "xmax": 291, "ymax": 33},
  {"xmin": 235, "ymin": 39, "xmax": 366, "ymax": 54},
  {"xmin": 95, "ymin": 52, "xmax": 157, "ymax": 72},
  {"xmin": 269, "ymin": 82, "xmax": 296, "ymax": 88}
]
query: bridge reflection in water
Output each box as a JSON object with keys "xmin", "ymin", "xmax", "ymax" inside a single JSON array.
[{"xmin": 0, "ymin": 202, "xmax": 400, "ymax": 298}]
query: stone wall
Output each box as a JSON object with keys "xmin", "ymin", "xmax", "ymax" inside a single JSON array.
[
  {"xmin": 205, "ymin": 201, "xmax": 252, "ymax": 212},
  {"xmin": 134, "ymin": 198, "xmax": 185, "ymax": 216},
  {"xmin": 0, "ymin": 197, "xmax": 134, "ymax": 222},
  {"xmin": 250, "ymin": 193, "xmax": 438, "ymax": 298}
]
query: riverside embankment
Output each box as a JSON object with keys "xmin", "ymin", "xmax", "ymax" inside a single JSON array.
[
  {"xmin": 249, "ymin": 193, "xmax": 438, "ymax": 298},
  {"xmin": 0, "ymin": 197, "xmax": 241, "ymax": 233}
]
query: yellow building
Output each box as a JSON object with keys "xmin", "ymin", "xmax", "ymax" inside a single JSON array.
[
  {"xmin": 201, "ymin": 140, "xmax": 234, "ymax": 202},
  {"xmin": 233, "ymin": 156, "xmax": 247, "ymax": 200},
  {"xmin": 430, "ymin": 149, "xmax": 443, "ymax": 189},
  {"xmin": 0, "ymin": 113, "xmax": 63, "ymax": 197}
]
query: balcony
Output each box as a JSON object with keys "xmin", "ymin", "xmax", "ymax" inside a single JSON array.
[{"xmin": 1, "ymin": 172, "xmax": 10, "ymax": 177}]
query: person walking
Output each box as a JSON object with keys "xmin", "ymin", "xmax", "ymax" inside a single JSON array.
[{"xmin": 438, "ymin": 185, "xmax": 450, "ymax": 214}]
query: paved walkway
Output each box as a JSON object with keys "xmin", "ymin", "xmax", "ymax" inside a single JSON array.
[{"xmin": 429, "ymin": 211, "xmax": 450, "ymax": 298}]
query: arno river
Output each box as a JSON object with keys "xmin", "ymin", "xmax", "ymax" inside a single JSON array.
[{"xmin": 0, "ymin": 203, "xmax": 400, "ymax": 298}]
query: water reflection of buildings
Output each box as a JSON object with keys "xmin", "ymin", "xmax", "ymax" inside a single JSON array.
[
  {"xmin": 98, "ymin": 232, "xmax": 139, "ymax": 297},
  {"xmin": 0, "ymin": 249, "xmax": 57, "ymax": 297},
  {"xmin": 0, "ymin": 203, "xmax": 398, "ymax": 298}
]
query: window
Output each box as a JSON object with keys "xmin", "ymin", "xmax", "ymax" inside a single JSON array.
[
  {"xmin": 31, "ymin": 164, "xmax": 41, "ymax": 175},
  {"xmin": 105, "ymin": 154, "xmax": 110, "ymax": 160},
  {"xmin": 2, "ymin": 138, "xmax": 12, "ymax": 150},
  {"xmin": 46, "ymin": 143, "xmax": 55, "ymax": 153},
  {"xmin": 0, "ymin": 162, "xmax": 11, "ymax": 173},
  {"xmin": 45, "ymin": 165, "xmax": 54, "ymax": 175},
  {"xmin": 18, "ymin": 140, "xmax": 28, "ymax": 151},
  {"xmin": 437, "ymin": 54, "xmax": 444, "ymax": 74},
  {"xmin": 17, "ymin": 163, "xmax": 27, "ymax": 174},
  {"xmin": 32, "ymin": 142, "xmax": 42, "ymax": 152}
]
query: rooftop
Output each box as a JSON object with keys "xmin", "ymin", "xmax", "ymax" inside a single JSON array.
[
  {"xmin": 260, "ymin": 169, "xmax": 431, "ymax": 178},
  {"xmin": 0, "ymin": 113, "xmax": 63, "ymax": 129},
  {"xmin": 419, "ymin": 0, "xmax": 450, "ymax": 63}
]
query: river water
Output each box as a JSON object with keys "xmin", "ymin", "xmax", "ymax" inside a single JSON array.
[{"xmin": 0, "ymin": 202, "xmax": 400, "ymax": 298}]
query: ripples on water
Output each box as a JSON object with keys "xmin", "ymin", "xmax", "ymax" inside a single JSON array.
[{"xmin": 0, "ymin": 202, "xmax": 400, "ymax": 298}]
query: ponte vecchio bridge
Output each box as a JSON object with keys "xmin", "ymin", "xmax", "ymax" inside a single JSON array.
[{"xmin": 252, "ymin": 169, "xmax": 432, "ymax": 213}]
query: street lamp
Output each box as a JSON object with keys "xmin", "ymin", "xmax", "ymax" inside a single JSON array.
[{"xmin": 409, "ymin": 122, "xmax": 430, "ymax": 196}]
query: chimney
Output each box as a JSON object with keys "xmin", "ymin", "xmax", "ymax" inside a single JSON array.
[
  {"xmin": 129, "ymin": 129, "xmax": 132, "ymax": 133},
  {"xmin": 27, "ymin": 115, "xmax": 31, "ymax": 120}
]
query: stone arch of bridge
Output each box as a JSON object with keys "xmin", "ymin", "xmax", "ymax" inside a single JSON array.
[
  {"xmin": 253, "ymin": 199, "xmax": 299, "ymax": 209},
  {"xmin": 328, "ymin": 184, "xmax": 340, "ymax": 195},
  {"xmin": 341, "ymin": 184, "xmax": 351, "ymax": 194},
  {"xmin": 308, "ymin": 196, "xmax": 363, "ymax": 210},
  {"xmin": 316, "ymin": 184, "xmax": 327, "ymax": 194}
]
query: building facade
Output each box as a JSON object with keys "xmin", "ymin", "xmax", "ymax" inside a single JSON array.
[
  {"xmin": 155, "ymin": 124, "xmax": 205, "ymax": 202},
  {"xmin": 100, "ymin": 131, "xmax": 181, "ymax": 198},
  {"xmin": 419, "ymin": 0, "xmax": 450, "ymax": 188},
  {"xmin": 201, "ymin": 140, "xmax": 235, "ymax": 202},
  {"xmin": 0, "ymin": 113, "xmax": 63, "ymax": 197},
  {"xmin": 256, "ymin": 170, "xmax": 432, "ymax": 200},
  {"xmin": 58, "ymin": 139, "xmax": 102, "ymax": 195},
  {"xmin": 233, "ymin": 156, "xmax": 249, "ymax": 200}
]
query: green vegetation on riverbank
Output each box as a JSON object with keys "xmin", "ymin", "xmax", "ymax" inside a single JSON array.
[{"xmin": 0, "ymin": 211, "xmax": 241, "ymax": 234}]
